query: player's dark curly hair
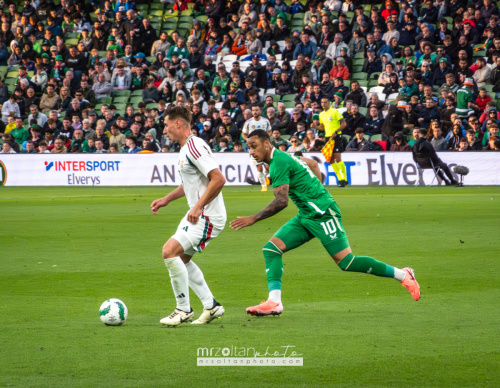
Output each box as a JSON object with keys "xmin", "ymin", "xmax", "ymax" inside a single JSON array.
[
  {"xmin": 248, "ymin": 129, "xmax": 269, "ymax": 141},
  {"xmin": 164, "ymin": 105, "xmax": 192, "ymax": 126}
]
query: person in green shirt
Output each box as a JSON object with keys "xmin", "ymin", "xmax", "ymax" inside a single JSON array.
[
  {"xmin": 230, "ymin": 130, "xmax": 421, "ymax": 316},
  {"xmin": 166, "ymin": 38, "xmax": 188, "ymax": 61},
  {"xmin": 10, "ymin": 118, "xmax": 29, "ymax": 145},
  {"xmin": 107, "ymin": 35, "xmax": 124, "ymax": 56},
  {"xmin": 212, "ymin": 64, "xmax": 230, "ymax": 97}
]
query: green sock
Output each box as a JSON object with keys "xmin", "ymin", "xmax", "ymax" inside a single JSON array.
[
  {"xmin": 263, "ymin": 241, "xmax": 284, "ymax": 292},
  {"xmin": 338, "ymin": 253, "xmax": 395, "ymax": 278},
  {"xmin": 330, "ymin": 162, "xmax": 344, "ymax": 182},
  {"xmin": 338, "ymin": 161, "xmax": 347, "ymax": 181}
]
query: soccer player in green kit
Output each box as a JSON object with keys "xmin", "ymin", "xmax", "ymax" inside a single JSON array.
[{"xmin": 230, "ymin": 130, "xmax": 420, "ymax": 316}]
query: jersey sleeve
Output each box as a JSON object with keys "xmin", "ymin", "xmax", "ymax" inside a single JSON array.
[
  {"xmin": 187, "ymin": 138, "xmax": 219, "ymax": 177},
  {"xmin": 242, "ymin": 120, "xmax": 250, "ymax": 134},
  {"xmin": 334, "ymin": 109, "xmax": 343, "ymax": 122},
  {"xmin": 270, "ymin": 152, "xmax": 292, "ymax": 187}
]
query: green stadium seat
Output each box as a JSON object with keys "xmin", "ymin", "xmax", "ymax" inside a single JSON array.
[
  {"xmin": 353, "ymin": 58, "xmax": 364, "ymax": 66},
  {"xmin": 161, "ymin": 18, "xmax": 177, "ymax": 30},
  {"xmin": 136, "ymin": 4, "xmax": 149, "ymax": 11},
  {"xmin": 4, "ymin": 78, "xmax": 16, "ymax": 85},
  {"xmin": 353, "ymin": 65, "xmax": 364, "ymax": 73},
  {"xmin": 343, "ymin": 134, "xmax": 351, "ymax": 142},
  {"xmin": 282, "ymin": 94, "xmax": 295, "ymax": 101},
  {"xmin": 146, "ymin": 56, "xmax": 156, "ymax": 63},
  {"xmin": 150, "ymin": 3, "xmax": 166, "ymax": 10},
  {"xmin": 284, "ymin": 101, "xmax": 296, "ymax": 109},
  {"xmin": 292, "ymin": 13, "xmax": 304, "ymax": 20},
  {"xmin": 281, "ymin": 135, "xmax": 291, "ymax": 140},
  {"xmin": 358, "ymin": 107, "xmax": 368, "ymax": 116},
  {"xmin": 146, "ymin": 103, "xmax": 159, "ymax": 109},
  {"xmin": 484, "ymin": 85, "xmax": 494, "ymax": 93},
  {"xmin": 65, "ymin": 38, "xmax": 79, "ymax": 46},
  {"xmin": 113, "ymin": 96, "xmax": 129, "ymax": 104},
  {"xmin": 177, "ymin": 28, "xmax": 189, "ymax": 38},
  {"xmin": 370, "ymin": 134, "xmax": 383, "ymax": 141},
  {"xmin": 178, "ymin": 16, "xmax": 193, "ymax": 23},
  {"xmin": 178, "ymin": 22, "xmax": 193, "ymax": 30},
  {"xmin": 149, "ymin": 10, "xmax": 164, "ymax": 17},
  {"xmin": 65, "ymin": 32, "xmax": 80, "ymax": 39},
  {"xmin": 113, "ymin": 103, "xmax": 127, "ymax": 112},
  {"xmin": 98, "ymin": 97, "xmax": 112, "ymax": 105},
  {"xmin": 196, "ymin": 15, "xmax": 208, "ymax": 23},
  {"xmin": 6, "ymin": 70, "xmax": 18, "ymax": 78},
  {"xmin": 148, "ymin": 15, "xmax": 162, "ymax": 23},
  {"xmin": 129, "ymin": 96, "xmax": 143, "ymax": 104},
  {"xmin": 351, "ymin": 73, "xmax": 367, "ymax": 80},
  {"xmin": 357, "ymin": 80, "xmax": 369, "ymax": 87},
  {"xmin": 163, "ymin": 13, "xmax": 178, "ymax": 20},
  {"xmin": 354, "ymin": 52, "xmax": 365, "ymax": 59},
  {"xmin": 112, "ymin": 90, "xmax": 131, "ymax": 97},
  {"xmin": 180, "ymin": 9, "xmax": 193, "ymax": 16}
]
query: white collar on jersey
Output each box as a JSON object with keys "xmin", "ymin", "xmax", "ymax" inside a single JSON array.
[{"xmin": 270, "ymin": 147, "xmax": 276, "ymax": 160}]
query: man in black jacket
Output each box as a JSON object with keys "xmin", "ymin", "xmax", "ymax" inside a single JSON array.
[
  {"xmin": 65, "ymin": 46, "xmax": 87, "ymax": 83},
  {"xmin": 276, "ymin": 71, "xmax": 295, "ymax": 96},
  {"xmin": 345, "ymin": 81, "xmax": 367, "ymax": 108},
  {"xmin": 412, "ymin": 128, "xmax": 458, "ymax": 185},
  {"xmin": 344, "ymin": 104, "xmax": 366, "ymax": 137}
]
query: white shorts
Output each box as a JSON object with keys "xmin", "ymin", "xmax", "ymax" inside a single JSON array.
[{"xmin": 171, "ymin": 213, "xmax": 226, "ymax": 256}]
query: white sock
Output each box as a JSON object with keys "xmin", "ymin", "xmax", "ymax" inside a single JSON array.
[
  {"xmin": 269, "ymin": 289, "xmax": 281, "ymax": 303},
  {"xmin": 164, "ymin": 256, "xmax": 190, "ymax": 311},
  {"xmin": 393, "ymin": 267, "xmax": 406, "ymax": 282},
  {"xmin": 185, "ymin": 260, "xmax": 215, "ymax": 310},
  {"xmin": 257, "ymin": 171, "xmax": 267, "ymax": 187}
]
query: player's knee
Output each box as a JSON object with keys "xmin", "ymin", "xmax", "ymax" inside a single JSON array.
[
  {"xmin": 263, "ymin": 240, "xmax": 284, "ymax": 256},
  {"xmin": 162, "ymin": 244, "xmax": 178, "ymax": 260},
  {"xmin": 337, "ymin": 253, "xmax": 355, "ymax": 271}
]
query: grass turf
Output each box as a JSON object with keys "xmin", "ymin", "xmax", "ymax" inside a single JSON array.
[{"xmin": 0, "ymin": 186, "xmax": 499, "ymax": 387}]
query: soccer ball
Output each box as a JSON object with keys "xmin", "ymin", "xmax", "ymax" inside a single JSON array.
[{"xmin": 99, "ymin": 298, "xmax": 128, "ymax": 326}]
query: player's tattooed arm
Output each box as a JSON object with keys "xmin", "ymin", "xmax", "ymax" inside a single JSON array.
[
  {"xmin": 230, "ymin": 185, "xmax": 289, "ymax": 230},
  {"xmin": 254, "ymin": 184, "xmax": 289, "ymax": 222}
]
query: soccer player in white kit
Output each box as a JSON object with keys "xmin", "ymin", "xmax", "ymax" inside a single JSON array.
[
  {"xmin": 151, "ymin": 106, "xmax": 227, "ymax": 326},
  {"xmin": 242, "ymin": 105, "xmax": 271, "ymax": 191}
]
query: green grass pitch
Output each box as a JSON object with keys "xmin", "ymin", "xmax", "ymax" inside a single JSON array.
[{"xmin": 1, "ymin": 186, "xmax": 499, "ymax": 387}]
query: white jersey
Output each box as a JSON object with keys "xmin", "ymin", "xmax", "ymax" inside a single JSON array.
[
  {"xmin": 242, "ymin": 116, "xmax": 271, "ymax": 135},
  {"xmin": 178, "ymin": 135, "xmax": 226, "ymax": 218}
]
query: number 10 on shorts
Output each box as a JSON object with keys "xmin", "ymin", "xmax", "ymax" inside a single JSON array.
[{"xmin": 321, "ymin": 216, "xmax": 343, "ymax": 236}]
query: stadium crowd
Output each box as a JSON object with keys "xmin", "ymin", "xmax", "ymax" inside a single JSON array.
[{"xmin": 1, "ymin": 0, "xmax": 500, "ymax": 154}]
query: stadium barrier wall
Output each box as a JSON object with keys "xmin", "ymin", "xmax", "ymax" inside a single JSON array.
[{"xmin": 0, "ymin": 152, "xmax": 499, "ymax": 186}]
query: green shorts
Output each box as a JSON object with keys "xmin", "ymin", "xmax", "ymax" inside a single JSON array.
[{"xmin": 274, "ymin": 203, "xmax": 350, "ymax": 256}]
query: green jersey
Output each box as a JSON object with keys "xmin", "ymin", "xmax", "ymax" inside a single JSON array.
[
  {"xmin": 456, "ymin": 86, "xmax": 473, "ymax": 116},
  {"xmin": 269, "ymin": 149, "xmax": 335, "ymax": 219}
]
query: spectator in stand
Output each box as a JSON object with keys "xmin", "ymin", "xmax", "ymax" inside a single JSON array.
[
  {"xmin": 390, "ymin": 131, "xmax": 412, "ymax": 151},
  {"xmin": 329, "ymin": 57, "xmax": 349, "ymax": 81},
  {"xmin": 430, "ymin": 124, "xmax": 448, "ymax": 151},
  {"xmin": 293, "ymin": 31, "xmax": 317, "ymax": 60},
  {"xmin": 346, "ymin": 127, "xmax": 370, "ymax": 151}
]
